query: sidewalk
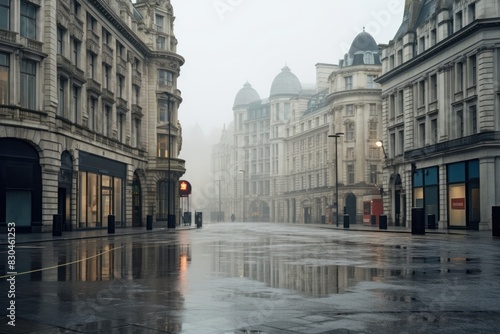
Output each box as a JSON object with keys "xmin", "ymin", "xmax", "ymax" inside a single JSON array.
[
  {"xmin": 1, "ymin": 222, "xmax": 494, "ymax": 246},
  {"xmin": 0, "ymin": 224, "xmax": 198, "ymax": 245}
]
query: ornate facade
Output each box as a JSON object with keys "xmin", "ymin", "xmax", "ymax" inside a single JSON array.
[
  {"xmin": 0, "ymin": 0, "xmax": 185, "ymax": 232},
  {"xmin": 377, "ymin": 0, "xmax": 500, "ymax": 230},
  {"xmin": 211, "ymin": 31, "xmax": 384, "ymax": 225}
]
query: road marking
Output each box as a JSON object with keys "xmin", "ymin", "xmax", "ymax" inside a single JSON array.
[{"xmin": 0, "ymin": 245, "xmax": 123, "ymax": 279}]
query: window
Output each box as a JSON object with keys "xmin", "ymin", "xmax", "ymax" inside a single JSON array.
[
  {"xmin": 157, "ymin": 134, "xmax": 168, "ymax": 157},
  {"xmin": 469, "ymin": 55, "xmax": 477, "ymax": 87},
  {"xmin": 468, "ymin": 3, "xmax": 476, "ymax": 23},
  {"xmin": 389, "ymin": 94, "xmax": 395, "ymax": 119},
  {"xmin": 418, "ymin": 120, "xmax": 426, "ymax": 147},
  {"xmin": 86, "ymin": 13, "xmax": 96, "ymax": 30},
  {"xmin": 72, "ymin": 39, "xmax": 80, "ymax": 66},
  {"xmin": 345, "ymin": 76, "xmax": 353, "ymax": 90},
  {"xmin": 346, "ymin": 148, "xmax": 354, "ymax": 160},
  {"xmin": 57, "ymin": 27, "xmax": 65, "ymax": 55},
  {"xmin": 0, "ymin": 0, "xmax": 10, "ymax": 30},
  {"xmin": 72, "ymin": 85, "xmax": 79, "ymax": 123},
  {"xmin": 369, "ymin": 148, "xmax": 378, "ymax": 159},
  {"xmin": 20, "ymin": 1, "xmax": 37, "ymax": 39},
  {"xmin": 20, "ymin": 59, "xmax": 36, "ymax": 109},
  {"xmin": 397, "ymin": 49, "xmax": 403, "ymax": 65},
  {"xmin": 389, "ymin": 55, "xmax": 395, "ymax": 69},
  {"xmin": 455, "ymin": 11, "xmax": 463, "ymax": 30},
  {"xmin": 369, "ymin": 122, "xmax": 377, "ymax": 139},
  {"xmin": 456, "ymin": 62, "xmax": 464, "ymax": 92},
  {"xmin": 456, "ymin": 109, "xmax": 464, "ymax": 138},
  {"xmin": 347, "ymin": 165, "xmax": 355, "ymax": 184},
  {"xmin": 469, "ymin": 105, "xmax": 477, "ymax": 134},
  {"xmin": 364, "ymin": 52, "xmax": 374, "ymax": 64},
  {"xmin": 346, "ymin": 122, "xmax": 355, "ymax": 141},
  {"xmin": 103, "ymin": 65, "xmax": 110, "ymax": 90},
  {"xmin": 370, "ymin": 165, "xmax": 377, "ymax": 184},
  {"xmin": 430, "ymin": 118, "xmax": 438, "ymax": 144},
  {"xmin": 117, "ymin": 113, "xmax": 124, "ymax": 142},
  {"xmin": 419, "ymin": 81, "xmax": 426, "ymax": 106},
  {"xmin": 102, "ymin": 28, "xmax": 111, "ymax": 44},
  {"xmin": 397, "ymin": 91, "xmax": 404, "ymax": 115},
  {"xmin": 398, "ymin": 129, "xmax": 404, "ymax": 155},
  {"xmin": 431, "ymin": 29, "xmax": 437, "ymax": 46},
  {"xmin": 370, "ymin": 104, "xmax": 377, "ymax": 116},
  {"xmin": 158, "ymin": 99, "xmax": 172, "ymax": 124},
  {"xmin": 132, "ymin": 119, "xmax": 140, "ymax": 147},
  {"xmin": 133, "ymin": 85, "xmax": 140, "ymax": 105},
  {"xmin": 103, "ymin": 105, "xmax": 111, "ymax": 137},
  {"xmin": 346, "ymin": 104, "xmax": 354, "ymax": 116},
  {"xmin": 389, "ymin": 132, "xmax": 396, "ymax": 157},
  {"xmin": 155, "ymin": 14, "xmax": 164, "ymax": 32},
  {"xmin": 58, "ymin": 77, "xmax": 67, "ymax": 117},
  {"xmin": 117, "ymin": 75, "xmax": 124, "ymax": 98},
  {"xmin": 430, "ymin": 74, "xmax": 437, "ymax": 101},
  {"xmin": 88, "ymin": 96, "xmax": 96, "ymax": 130},
  {"xmin": 88, "ymin": 52, "xmax": 95, "ymax": 79},
  {"xmin": 158, "ymin": 69, "xmax": 174, "ymax": 86},
  {"xmin": 156, "ymin": 36, "xmax": 165, "ymax": 50},
  {"xmin": 418, "ymin": 36, "xmax": 425, "ymax": 54},
  {"xmin": 116, "ymin": 41, "xmax": 124, "ymax": 59},
  {"xmin": 72, "ymin": 0, "xmax": 81, "ymax": 16},
  {"xmin": 367, "ymin": 75, "xmax": 376, "ymax": 88},
  {"xmin": 0, "ymin": 52, "xmax": 9, "ymax": 105}
]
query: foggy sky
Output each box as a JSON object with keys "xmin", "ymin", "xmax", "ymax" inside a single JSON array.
[{"xmin": 172, "ymin": 0, "xmax": 405, "ymax": 135}]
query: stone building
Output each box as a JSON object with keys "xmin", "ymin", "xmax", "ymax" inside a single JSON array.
[
  {"xmin": 211, "ymin": 30, "xmax": 384, "ymax": 225},
  {"xmin": 0, "ymin": 0, "xmax": 185, "ymax": 232},
  {"xmin": 377, "ymin": 0, "xmax": 500, "ymax": 230}
]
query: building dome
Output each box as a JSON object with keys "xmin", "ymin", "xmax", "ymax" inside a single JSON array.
[
  {"xmin": 233, "ymin": 82, "xmax": 261, "ymax": 108},
  {"xmin": 342, "ymin": 30, "xmax": 381, "ymax": 67},
  {"xmin": 269, "ymin": 66, "xmax": 302, "ymax": 97}
]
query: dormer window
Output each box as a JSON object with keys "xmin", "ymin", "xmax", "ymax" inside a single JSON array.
[{"xmin": 364, "ymin": 52, "xmax": 374, "ymax": 64}]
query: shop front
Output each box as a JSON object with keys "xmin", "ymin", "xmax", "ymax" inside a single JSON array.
[{"xmin": 78, "ymin": 152, "xmax": 126, "ymax": 229}]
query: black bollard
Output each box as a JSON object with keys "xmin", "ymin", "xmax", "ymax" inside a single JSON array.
[
  {"xmin": 52, "ymin": 214, "xmax": 62, "ymax": 236},
  {"xmin": 146, "ymin": 215, "xmax": 153, "ymax": 230},
  {"xmin": 427, "ymin": 214, "xmax": 437, "ymax": 229},
  {"xmin": 343, "ymin": 214, "xmax": 349, "ymax": 228},
  {"xmin": 108, "ymin": 215, "xmax": 115, "ymax": 234},
  {"xmin": 412, "ymin": 208, "xmax": 425, "ymax": 235},
  {"xmin": 492, "ymin": 207, "xmax": 500, "ymax": 237},
  {"xmin": 370, "ymin": 214, "xmax": 376, "ymax": 226},
  {"xmin": 379, "ymin": 215, "xmax": 387, "ymax": 230}
]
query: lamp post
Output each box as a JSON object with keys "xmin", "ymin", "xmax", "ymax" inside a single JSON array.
[
  {"xmin": 329, "ymin": 133, "xmax": 344, "ymax": 226},
  {"xmin": 165, "ymin": 92, "xmax": 175, "ymax": 228},
  {"xmin": 238, "ymin": 169, "xmax": 246, "ymax": 222},
  {"xmin": 376, "ymin": 140, "xmax": 388, "ymax": 159}
]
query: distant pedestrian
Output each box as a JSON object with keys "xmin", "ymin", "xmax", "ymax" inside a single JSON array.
[{"xmin": 231, "ymin": 213, "xmax": 235, "ymax": 222}]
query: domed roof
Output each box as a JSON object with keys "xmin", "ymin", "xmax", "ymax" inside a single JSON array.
[
  {"xmin": 233, "ymin": 82, "xmax": 261, "ymax": 108},
  {"xmin": 270, "ymin": 66, "xmax": 302, "ymax": 97},
  {"xmin": 342, "ymin": 29, "xmax": 381, "ymax": 67},
  {"xmin": 349, "ymin": 30, "xmax": 379, "ymax": 55}
]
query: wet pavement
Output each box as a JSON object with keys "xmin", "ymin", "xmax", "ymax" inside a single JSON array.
[{"xmin": 1, "ymin": 222, "xmax": 499, "ymax": 333}]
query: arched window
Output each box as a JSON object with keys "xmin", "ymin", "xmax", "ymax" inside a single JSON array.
[{"xmin": 364, "ymin": 52, "xmax": 374, "ymax": 64}]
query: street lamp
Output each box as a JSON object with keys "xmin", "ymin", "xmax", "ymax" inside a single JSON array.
[
  {"xmin": 238, "ymin": 169, "xmax": 246, "ymax": 222},
  {"xmin": 329, "ymin": 132, "xmax": 344, "ymax": 227},
  {"xmin": 376, "ymin": 140, "xmax": 388, "ymax": 159},
  {"xmin": 165, "ymin": 92, "xmax": 175, "ymax": 228}
]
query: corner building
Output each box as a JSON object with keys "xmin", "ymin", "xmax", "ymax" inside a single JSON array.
[
  {"xmin": 377, "ymin": 0, "xmax": 500, "ymax": 230},
  {"xmin": 213, "ymin": 30, "xmax": 384, "ymax": 225},
  {"xmin": 0, "ymin": 0, "xmax": 185, "ymax": 232}
]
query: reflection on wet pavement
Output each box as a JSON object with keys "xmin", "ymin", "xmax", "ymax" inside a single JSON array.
[{"xmin": 1, "ymin": 223, "xmax": 500, "ymax": 333}]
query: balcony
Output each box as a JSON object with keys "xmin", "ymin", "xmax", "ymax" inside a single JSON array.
[
  {"xmin": 0, "ymin": 29, "xmax": 16, "ymax": 43},
  {"xmin": 155, "ymin": 157, "xmax": 186, "ymax": 172},
  {"xmin": 116, "ymin": 97, "xmax": 128, "ymax": 111},
  {"xmin": 405, "ymin": 132, "xmax": 500, "ymax": 160},
  {"xmin": 0, "ymin": 105, "xmax": 47, "ymax": 123},
  {"xmin": 70, "ymin": 14, "xmax": 84, "ymax": 40},
  {"xmin": 19, "ymin": 37, "xmax": 43, "ymax": 53},
  {"xmin": 102, "ymin": 88, "xmax": 115, "ymax": 102},
  {"xmin": 102, "ymin": 44, "xmax": 113, "ymax": 65},
  {"xmin": 132, "ymin": 104, "xmax": 143, "ymax": 118},
  {"xmin": 86, "ymin": 79, "xmax": 102, "ymax": 95},
  {"xmin": 132, "ymin": 69, "xmax": 142, "ymax": 86}
]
